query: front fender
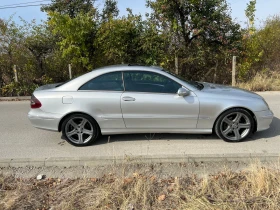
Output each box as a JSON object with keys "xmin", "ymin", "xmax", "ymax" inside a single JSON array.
[{"xmin": 196, "ymin": 92, "xmax": 268, "ymax": 129}]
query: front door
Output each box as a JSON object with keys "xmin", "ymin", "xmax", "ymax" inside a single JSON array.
[{"xmin": 121, "ymin": 71, "xmax": 199, "ymax": 129}]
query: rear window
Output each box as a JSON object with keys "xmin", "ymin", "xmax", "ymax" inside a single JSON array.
[{"xmin": 79, "ymin": 72, "xmax": 124, "ymax": 91}]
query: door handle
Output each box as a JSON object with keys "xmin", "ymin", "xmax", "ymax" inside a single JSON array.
[{"xmin": 122, "ymin": 96, "xmax": 135, "ymax": 101}]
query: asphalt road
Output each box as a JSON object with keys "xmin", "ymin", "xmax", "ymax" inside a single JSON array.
[{"xmin": 0, "ymin": 92, "xmax": 279, "ymax": 160}]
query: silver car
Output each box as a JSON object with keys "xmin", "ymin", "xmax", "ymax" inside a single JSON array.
[{"xmin": 28, "ymin": 65, "xmax": 274, "ymax": 146}]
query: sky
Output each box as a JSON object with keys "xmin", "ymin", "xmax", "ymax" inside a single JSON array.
[{"xmin": 0, "ymin": 0, "xmax": 279, "ymax": 28}]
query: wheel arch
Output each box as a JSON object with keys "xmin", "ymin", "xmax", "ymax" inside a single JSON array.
[
  {"xmin": 58, "ymin": 111, "xmax": 101, "ymax": 133},
  {"xmin": 212, "ymin": 107, "xmax": 257, "ymax": 134}
]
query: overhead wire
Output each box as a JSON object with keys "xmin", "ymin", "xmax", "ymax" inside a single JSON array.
[
  {"xmin": 0, "ymin": 4, "xmax": 50, "ymax": 9},
  {"xmin": 0, "ymin": 0, "xmax": 51, "ymax": 9},
  {"xmin": 0, "ymin": 0, "xmax": 50, "ymax": 7}
]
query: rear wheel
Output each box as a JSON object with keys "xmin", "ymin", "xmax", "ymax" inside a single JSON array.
[
  {"xmin": 62, "ymin": 114, "xmax": 99, "ymax": 146},
  {"xmin": 215, "ymin": 108, "xmax": 254, "ymax": 142}
]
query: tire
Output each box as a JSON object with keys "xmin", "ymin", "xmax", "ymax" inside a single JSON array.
[
  {"xmin": 215, "ymin": 108, "xmax": 255, "ymax": 142},
  {"xmin": 62, "ymin": 114, "xmax": 100, "ymax": 146}
]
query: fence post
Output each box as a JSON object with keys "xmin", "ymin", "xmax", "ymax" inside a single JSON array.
[
  {"xmin": 68, "ymin": 64, "xmax": 72, "ymax": 79},
  {"xmin": 175, "ymin": 54, "xmax": 179, "ymax": 75},
  {"xmin": 232, "ymin": 56, "xmax": 237, "ymax": 86},
  {"xmin": 13, "ymin": 65, "xmax": 18, "ymax": 83},
  {"xmin": 13, "ymin": 65, "xmax": 19, "ymax": 97}
]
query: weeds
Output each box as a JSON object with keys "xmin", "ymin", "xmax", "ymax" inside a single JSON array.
[
  {"xmin": 0, "ymin": 163, "xmax": 280, "ymax": 209},
  {"xmin": 237, "ymin": 72, "xmax": 280, "ymax": 91}
]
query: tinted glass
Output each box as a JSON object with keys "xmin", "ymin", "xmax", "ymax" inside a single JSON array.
[
  {"xmin": 163, "ymin": 70, "xmax": 204, "ymax": 90},
  {"xmin": 79, "ymin": 72, "xmax": 124, "ymax": 91},
  {"xmin": 124, "ymin": 71, "xmax": 181, "ymax": 93}
]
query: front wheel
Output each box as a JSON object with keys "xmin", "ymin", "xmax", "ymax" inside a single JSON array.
[
  {"xmin": 62, "ymin": 114, "xmax": 99, "ymax": 146},
  {"xmin": 215, "ymin": 108, "xmax": 255, "ymax": 142}
]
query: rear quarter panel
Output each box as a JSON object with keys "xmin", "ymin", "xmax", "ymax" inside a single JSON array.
[{"xmin": 33, "ymin": 90, "xmax": 126, "ymax": 130}]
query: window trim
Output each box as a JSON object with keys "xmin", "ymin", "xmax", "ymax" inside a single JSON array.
[{"xmin": 77, "ymin": 70, "xmax": 190, "ymax": 94}]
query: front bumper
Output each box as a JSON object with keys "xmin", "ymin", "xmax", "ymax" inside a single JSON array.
[
  {"xmin": 28, "ymin": 109, "xmax": 62, "ymax": 131},
  {"xmin": 254, "ymin": 109, "xmax": 274, "ymax": 132}
]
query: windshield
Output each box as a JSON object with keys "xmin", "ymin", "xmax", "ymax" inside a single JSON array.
[{"xmin": 163, "ymin": 70, "xmax": 204, "ymax": 90}]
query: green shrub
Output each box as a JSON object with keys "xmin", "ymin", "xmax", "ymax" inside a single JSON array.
[{"xmin": 1, "ymin": 82, "xmax": 38, "ymax": 97}]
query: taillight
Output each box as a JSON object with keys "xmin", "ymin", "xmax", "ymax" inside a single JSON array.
[{"xmin": 31, "ymin": 95, "xmax": 42, "ymax": 109}]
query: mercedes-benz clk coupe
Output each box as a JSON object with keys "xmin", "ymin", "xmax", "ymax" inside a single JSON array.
[{"xmin": 28, "ymin": 65, "xmax": 274, "ymax": 146}]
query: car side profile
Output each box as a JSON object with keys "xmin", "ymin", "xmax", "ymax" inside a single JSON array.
[{"xmin": 28, "ymin": 65, "xmax": 274, "ymax": 146}]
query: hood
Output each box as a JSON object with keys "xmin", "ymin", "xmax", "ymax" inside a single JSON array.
[
  {"xmin": 200, "ymin": 82, "xmax": 262, "ymax": 99},
  {"xmin": 35, "ymin": 83, "xmax": 63, "ymax": 91}
]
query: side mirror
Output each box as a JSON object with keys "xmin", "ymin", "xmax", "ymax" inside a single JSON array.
[{"xmin": 177, "ymin": 88, "xmax": 190, "ymax": 97}]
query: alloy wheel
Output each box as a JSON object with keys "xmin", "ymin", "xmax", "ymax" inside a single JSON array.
[
  {"xmin": 65, "ymin": 117, "xmax": 94, "ymax": 144},
  {"xmin": 220, "ymin": 112, "xmax": 251, "ymax": 141}
]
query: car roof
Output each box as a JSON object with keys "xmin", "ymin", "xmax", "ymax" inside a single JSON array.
[
  {"xmin": 92, "ymin": 64, "xmax": 164, "ymax": 72},
  {"xmin": 55, "ymin": 64, "xmax": 197, "ymax": 91}
]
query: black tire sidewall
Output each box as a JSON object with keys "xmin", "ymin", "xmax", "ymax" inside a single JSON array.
[
  {"xmin": 215, "ymin": 108, "xmax": 254, "ymax": 142},
  {"xmin": 62, "ymin": 114, "xmax": 99, "ymax": 147}
]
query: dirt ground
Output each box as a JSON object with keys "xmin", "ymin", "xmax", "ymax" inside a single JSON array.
[{"xmin": 1, "ymin": 161, "xmax": 249, "ymax": 179}]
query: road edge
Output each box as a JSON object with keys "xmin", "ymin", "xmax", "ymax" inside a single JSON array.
[
  {"xmin": 0, "ymin": 153, "xmax": 279, "ymax": 168},
  {"xmin": 0, "ymin": 96, "xmax": 30, "ymax": 101}
]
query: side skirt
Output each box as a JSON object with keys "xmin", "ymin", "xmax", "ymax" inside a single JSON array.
[{"xmin": 101, "ymin": 128, "xmax": 212, "ymax": 135}]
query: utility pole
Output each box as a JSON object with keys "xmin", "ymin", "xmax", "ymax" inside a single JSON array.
[
  {"xmin": 68, "ymin": 64, "xmax": 72, "ymax": 79},
  {"xmin": 232, "ymin": 56, "xmax": 237, "ymax": 86}
]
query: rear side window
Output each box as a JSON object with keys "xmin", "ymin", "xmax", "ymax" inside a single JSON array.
[{"xmin": 79, "ymin": 72, "xmax": 124, "ymax": 91}]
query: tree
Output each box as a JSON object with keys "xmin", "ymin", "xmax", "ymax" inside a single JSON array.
[
  {"xmin": 95, "ymin": 10, "xmax": 144, "ymax": 65},
  {"xmin": 0, "ymin": 18, "xmax": 45, "ymax": 96},
  {"xmin": 101, "ymin": 0, "xmax": 119, "ymax": 21},
  {"xmin": 0, "ymin": 18, "xmax": 24, "ymax": 88},
  {"xmin": 0, "ymin": 0, "xmax": 250, "ymax": 96},
  {"xmin": 22, "ymin": 21, "xmax": 56, "ymax": 78},
  {"xmin": 147, "ymin": 0, "xmax": 239, "ymax": 48},
  {"xmin": 239, "ymin": 0, "xmax": 259, "ymax": 80},
  {"xmin": 239, "ymin": 15, "xmax": 280, "ymax": 79},
  {"xmin": 147, "ymin": 0, "xmax": 242, "ymax": 83},
  {"xmin": 41, "ymin": 0, "xmax": 95, "ymax": 18},
  {"xmin": 139, "ymin": 15, "xmax": 167, "ymax": 66},
  {"xmin": 245, "ymin": 0, "xmax": 257, "ymax": 34},
  {"xmin": 48, "ymin": 11, "xmax": 98, "ymax": 71},
  {"xmin": 257, "ymin": 16, "xmax": 280, "ymax": 72}
]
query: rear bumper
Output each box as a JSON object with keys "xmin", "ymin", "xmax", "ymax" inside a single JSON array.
[
  {"xmin": 28, "ymin": 109, "xmax": 62, "ymax": 131},
  {"xmin": 254, "ymin": 109, "xmax": 274, "ymax": 132}
]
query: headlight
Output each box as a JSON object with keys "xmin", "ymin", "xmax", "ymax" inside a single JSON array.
[{"xmin": 262, "ymin": 99, "xmax": 270, "ymax": 110}]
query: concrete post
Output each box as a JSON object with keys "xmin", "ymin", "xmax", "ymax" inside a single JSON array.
[
  {"xmin": 175, "ymin": 54, "xmax": 179, "ymax": 75},
  {"xmin": 13, "ymin": 65, "xmax": 18, "ymax": 83},
  {"xmin": 68, "ymin": 64, "xmax": 72, "ymax": 79},
  {"xmin": 232, "ymin": 56, "xmax": 237, "ymax": 86}
]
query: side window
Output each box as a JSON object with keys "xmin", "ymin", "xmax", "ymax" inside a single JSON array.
[
  {"xmin": 124, "ymin": 71, "xmax": 181, "ymax": 94},
  {"xmin": 79, "ymin": 72, "xmax": 124, "ymax": 91}
]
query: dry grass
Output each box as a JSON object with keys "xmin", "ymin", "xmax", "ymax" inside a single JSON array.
[
  {"xmin": 237, "ymin": 72, "xmax": 280, "ymax": 91},
  {"xmin": 0, "ymin": 163, "xmax": 280, "ymax": 210}
]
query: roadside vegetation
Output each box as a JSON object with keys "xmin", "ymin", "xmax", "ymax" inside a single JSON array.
[
  {"xmin": 0, "ymin": 0, "xmax": 280, "ymax": 96},
  {"xmin": 237, "ymin": 72, "xmax": 280, "ymax": 91},
  {"xmin": 1, "ymin": 163, "xmax": 280, "ymax": 209}
]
